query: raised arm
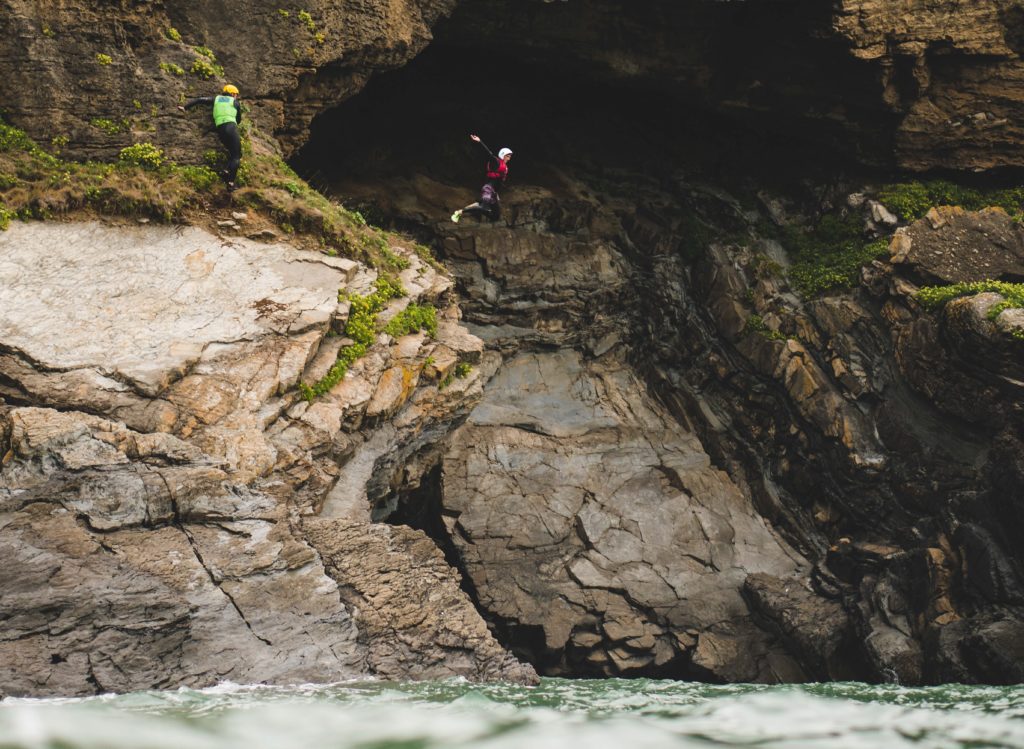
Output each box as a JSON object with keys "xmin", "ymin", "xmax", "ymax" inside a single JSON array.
[{"xmin": 470, "ymin": 133, "xmax": 496, "ymax": 159}]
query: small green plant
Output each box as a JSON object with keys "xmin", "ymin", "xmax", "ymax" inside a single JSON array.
[
  {"xmin": 278, "ymin": 9, "xmax": 290, "ymax": 18},
  {"xmin": 0, "ymin": 203, "xmax": 14, "ymax": 230},
  {"xmin": 190, "ymin": 57, "xmax": 223, "ymax": 79},
  {"xmin": 159, "ymin": 61, "xmax": 185, "ymax": 76},
  {"xmin": 166, "ymin": 27, "xmax": 182, "ymax": 42},
  {"xmin": 454, "ymin": 362, "xmax": 472, "ymax": 379},
  {"xmin": 384, "ymin": 303, "xmax": 437, "ymax": 338},
  {"xmin": 41, "ymin": 25, "xmax": 55, "ymax": 38},
  {"xmin": 194, "ymin": 46, "xmax": 217, "ymax": 60},
  {"xmin": 95, "ymin": 53, "xmax": 113, "ymax": 65},
  {"xmin": 49, "ymin": 135, "xmax": 69, "ymax": 153},
  {"xmin": 297, "ymin": 10, "xmax": 317, "ymax": 32},
  {"xmin": 177, "ymin": 165, "xmax": 220, "ymax": 191},
  {"xmin": 89, "ymin": 118, "xmax": 129, "ymax": 135},
  {"xmin": 299, "ymin": 277, "xmax": 406, "ymax": 400},
  {"xmin": 118, "ymin": 142, "xmax": 165, "ymax": 170},
  {"xmin": 743, "ymin": 314, "xmax": 788, "ymax": 341},
  {"xmin": 379, "ymin": 245, "xmax": 411, "ymax": 271},
  {"xmin": 438, "ymin": 373, "xmax": 454, "ymax": 390}
]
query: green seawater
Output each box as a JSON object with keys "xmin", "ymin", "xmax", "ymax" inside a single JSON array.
[{"xmin": 2, "ymin": 679, "xmax": 1023, "ymax": 749}]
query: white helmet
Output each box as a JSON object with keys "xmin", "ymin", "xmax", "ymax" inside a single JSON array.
[{"xmin": 498, "ymin": 147, "xmax": 513, "ymax": 159}]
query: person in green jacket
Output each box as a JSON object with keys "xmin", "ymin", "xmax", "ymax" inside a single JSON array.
[{"xmin": 178, "ymin": 84, "xmax": 243, "ymax": 191}]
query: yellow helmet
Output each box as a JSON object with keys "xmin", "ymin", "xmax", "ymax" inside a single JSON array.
[{"xmin": 222, "ymin": 84, "xmax": 239, "ymax": 96}]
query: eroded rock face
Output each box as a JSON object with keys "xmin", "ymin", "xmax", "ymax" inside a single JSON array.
[
  {"xmin": 323, "ymin": 97, "xmax": 1024, "ymax": 682},
  {"xmin": 441, "ymin": 350, "xmax": 809, "ymax": 680},
  {"xmin": 0, "ymin": 220, "xmax": 536, "ymax": 696},
  {"xmin": 437, "ymin": 0, "xmax": 1024, "ymax": 171},
  {"xmin": 0, "ymin": 0, "xmax": 456, "ymax": 160}
]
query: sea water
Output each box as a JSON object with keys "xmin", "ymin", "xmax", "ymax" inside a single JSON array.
[{"xmin": 2, "ymin": 679, "xmax": 1023, "ymax": 749}]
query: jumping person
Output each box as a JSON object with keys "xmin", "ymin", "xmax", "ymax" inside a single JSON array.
[
  {"xmin": 178, "ymin": 84, "xmax": 243, "ymax": 191},
  {"xmin": 451, "ymin": 134, "xmax": 512, "ymax": 223}
]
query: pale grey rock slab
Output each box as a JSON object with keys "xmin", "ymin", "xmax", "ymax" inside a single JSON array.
[{"xmin": 0, "ymin": 222, "xmax": 345, "ymax": 395}]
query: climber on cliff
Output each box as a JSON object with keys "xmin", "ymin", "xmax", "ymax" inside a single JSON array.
[
  {"xmin": 451, "ymin": 134, "xmax": 512, "ymax": 223},
  {"xmin": 177, "ymin": 84, "xmax": 243, "ymax": 192}
]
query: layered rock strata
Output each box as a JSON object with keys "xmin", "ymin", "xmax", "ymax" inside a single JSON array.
[
  {"xmin": 331, "ymin": 155, "xmax": 1024, "ymax": 684},
  {"xmin": 0, "ymin": 220, "xmax": 535, "ymax": 696}
]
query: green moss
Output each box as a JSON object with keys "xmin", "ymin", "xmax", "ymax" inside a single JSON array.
[
  {"xmin": 780, "ymin": 213, "xmax": 889, "ymax": 296},
  {"xmin": 916, "ymin": 280, "xmax": 1024, "ymax": 340},
  {"xmin": 95, "ymin": 53, "xmax": 113, "ymax": 66},
  {"xmin": 877, "ymin": 180, "xmax": 1024, "ymax": 223},
  {"xmin": 159, "ymin": 61, "xmax": 185, "ymax": 76},
  {"xmin": 0, "ymin": 203, "xmax": 13, "ymax": 230},
  {"xmin": 166, "ymin": 27, "xmax": 182, "ymax": 42},
  {"xmin": 176, "ymin": 165, "xmax": 219, "ymax": 191},
  {"xmin": 917, "ymin": 281, "xmax": 1024, "ymax": 313},
  {"xmin": 384, "ymin": 303, "xmax": 437, "ymax": 338},
  {"xmin": 300, "ymin": 277, "xmax": 406, "ymax": 400},
  {"xmin": 194, "ymin": 46, "xmax": 217, "ymax": 61}
]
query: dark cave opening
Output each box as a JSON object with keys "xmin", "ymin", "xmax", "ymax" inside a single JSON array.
[{"xmin": 291, "ymin": 0, "xmax": 899, "ymax": 210}]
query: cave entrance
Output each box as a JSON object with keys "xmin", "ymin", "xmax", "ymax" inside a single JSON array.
[{"xmin": 291, "ymin": 0, "xmax": 882, "ymax": 223}]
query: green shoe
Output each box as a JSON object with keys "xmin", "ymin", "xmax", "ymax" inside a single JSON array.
[{"xmin": 451, "ymin": 210, "xmax": 461, "ymax": 224}]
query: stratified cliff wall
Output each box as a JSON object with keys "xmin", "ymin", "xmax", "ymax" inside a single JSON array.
[
  {"xmin": 307, "ymin": 0, "xmax": 1024, "ymax": 683},
  {"xmin": 2, "ymin": 0, "xmax": 1024, "ymax": 695}
]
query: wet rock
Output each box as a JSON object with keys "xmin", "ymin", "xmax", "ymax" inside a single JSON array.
[
  {"xmin": 305, "ymin": 519, "xmax": 537, "ymax": 684},
  {"xmin": 743, "ymin": 573, "xmax": 857, "ymax": 680}
]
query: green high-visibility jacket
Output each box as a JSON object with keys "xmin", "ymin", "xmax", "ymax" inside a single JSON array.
[{"xmin": 212, "ymin": 95, "xmax": 239, "ymax": 127}]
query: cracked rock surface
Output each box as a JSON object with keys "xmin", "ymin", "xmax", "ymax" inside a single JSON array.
[
  {"xmin": 441, "ymin": 350, "xmax": 809, "ymax": 680},
  {"xmin": 0, "ymin": 221, "xmax": 535, "ymax": 697}
]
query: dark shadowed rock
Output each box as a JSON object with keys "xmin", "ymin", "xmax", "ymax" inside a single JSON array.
[{"xmin": 893, "ymin": 207, "xmax": 1024, "ymax": 284}]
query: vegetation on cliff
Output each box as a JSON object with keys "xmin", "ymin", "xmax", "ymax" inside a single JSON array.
[
  {"xmin": 916, "ymin": 280, "xmax": 1024, "ymax": 339},
  {"xmin": 877, "ymin": 181, "xmax": 1024, "ymax": 223},
  {"xmin": 0, "ymin": 117, "xmax": 411, "ymax": 271}
]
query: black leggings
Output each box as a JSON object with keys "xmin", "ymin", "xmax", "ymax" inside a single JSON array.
[
  {"xmin": 463, "ymin": 200, "xmax": 500, "ymax": 221},
  {"xmin": 216, "ymin": 122, "xmax": 242, "ymax": 183}
]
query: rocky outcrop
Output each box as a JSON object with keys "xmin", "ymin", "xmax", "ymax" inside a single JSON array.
[
  {"xmin": 322, "ymin": 88, "xmax": 1024, "ymax": 682},
  {"xmin": 0, "ymin": 0, "xmax": 457, "ymax": 160},
  {"xmin": 0, "ymin": 220, "xmax": 535, "ymax": 696},
  {"xmin": 440, "ymin": 350, "xmax": 808, "ymax": 680}
]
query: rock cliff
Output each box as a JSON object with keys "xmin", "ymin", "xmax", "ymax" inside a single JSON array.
[
  {"xmin": 0, "ymin": 222, "xmax": 535, "ymax": 695},
  {"xmin": 2, "ymin": 0, "xmax": 1024, "ymax": 695}
]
